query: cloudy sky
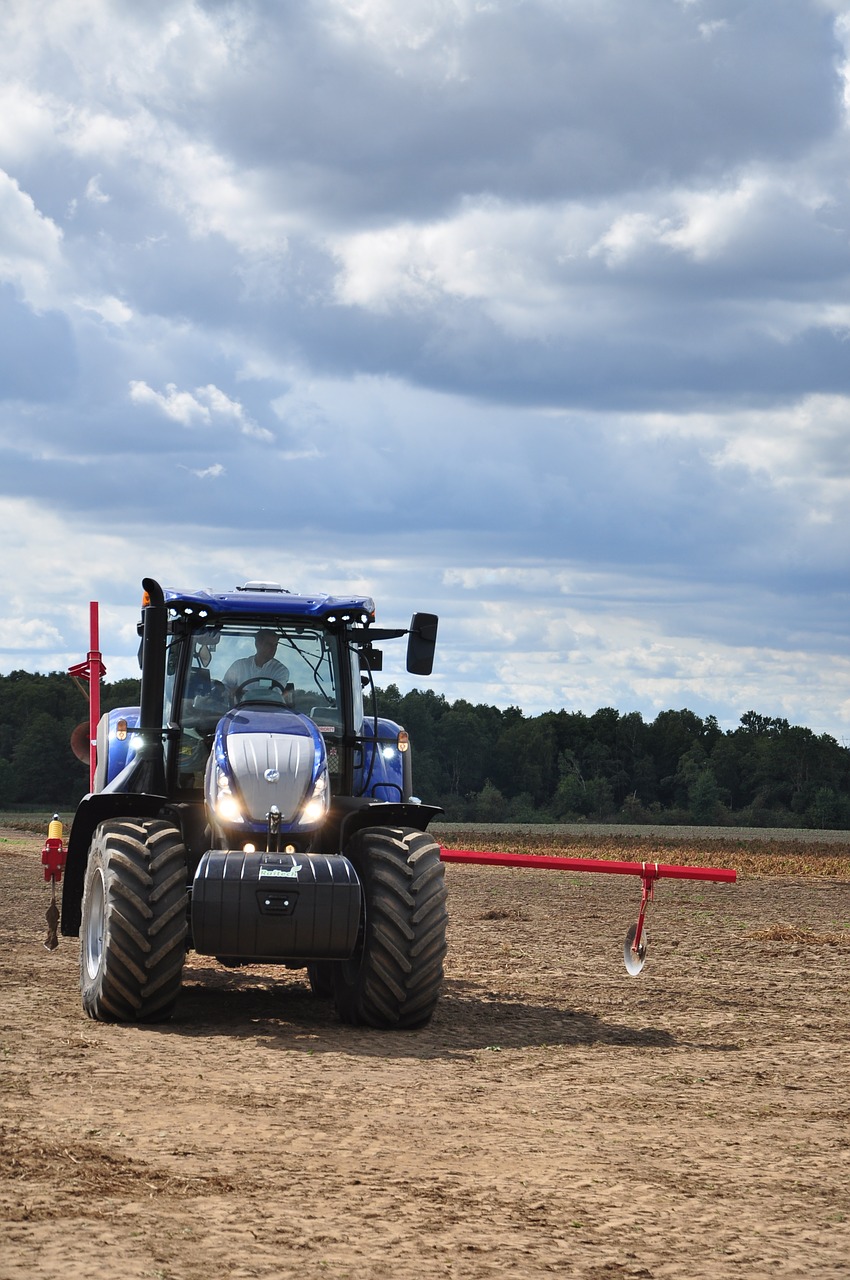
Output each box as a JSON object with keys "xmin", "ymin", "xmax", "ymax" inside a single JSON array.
[{"xmin": 1, "ymin": 0, "xmax": 849, "ymax": 738}]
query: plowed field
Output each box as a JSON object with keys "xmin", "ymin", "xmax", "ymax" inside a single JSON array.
[{"xmin": 2, "ymin": 825, "xmax": 849, "ymax": 1279}]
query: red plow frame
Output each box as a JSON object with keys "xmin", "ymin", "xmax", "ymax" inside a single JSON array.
[{"xmin": 440, "ymin": 846, "xmax": 737, "ymax": 974}]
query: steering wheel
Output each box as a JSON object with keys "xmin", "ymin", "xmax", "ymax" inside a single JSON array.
[{"xmin": 233, "ymin": 677, "xmax": 288, "ymax": 704}]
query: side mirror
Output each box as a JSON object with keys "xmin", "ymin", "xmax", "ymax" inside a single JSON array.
[{"xmin": 406, "ymin": 613, "xmax": 438, "ymax": 676}]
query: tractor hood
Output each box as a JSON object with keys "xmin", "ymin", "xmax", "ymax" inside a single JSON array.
[{"xmin": 204, "ymin": 707, "xmax": 329, "ymax": 833}]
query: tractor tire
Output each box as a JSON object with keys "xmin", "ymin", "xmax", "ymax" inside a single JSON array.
[
  {"xmin": 80, "ymin": 818, "xmax": 189, "ymax": 1023},
  {"xmin": 333, "ymin": 826, "xmax": 447, "ymax": 1029}
]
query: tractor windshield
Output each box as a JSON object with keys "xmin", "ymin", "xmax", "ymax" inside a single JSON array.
[{"xmin": 167, "ymin": 621, "xmax": 352, "ymax": 789}]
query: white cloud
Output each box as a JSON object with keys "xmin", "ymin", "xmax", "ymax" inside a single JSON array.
[
  {"xmin": 84, "ymin": 173, "xmax": 110, "ymax": 204},
  {"xmin": 331, "ymin": 168, "xmax": 849, "ymax": 341},
  {"xmin": 188, "ymin": 462, "xmax": 225, "ymax": 479},
  {"xmin": 68, "ymin": 108, "xmax": 136, "ymax": 159},
  {"xmin": 75, "ymin": 294, "xmax": 133, "ymax": 324},
  {"xmin": 589, "ymin": 172, "xmax": 831, "ymax": 268},
  {"xmin": 153, "ymin": 136, "xmax": 293, "ymax": 257},
  {"xmin": 833, "ymin": 10, "xmax": 850, "ymax": 119},
  {"xmin": 129, "ymin": 380, "xmax": 211, "ymax": 426},
  {"xmin": 655, "ymin": 178, "xmax": 771, "ymax": 263},
  {"xmin": 61, "ymin": 100, "xmax": 295, "ymax": 260},
  {"xmin": 196, "ymin": 383, "xmax": 274, "ymax": 442},
  {"xmin": 323, "ymin": 0, "xmax": 474, "ymax": 79},
  {"xmin": 637, "ymin": 394, "xmax": 850, "ymax": 514},
  {"xmin": 435, "ymin": 566, "xmax": 850, "ymax": 736},
  {"xmin": 128, "ymin": 380, "xmax": 275, "ymax": 441},
  {"xmin": 0, "ymin": 1, "xmax": 240, "ymax": 107},
  {"xmin": 0, "ymin": 169, "xmax": 64, "ymax": 309},
  {"xmin": 0, "ymin": 83, "xmax": 60, "ymax": 165},
  {"xmin": 330, "ymin": 199, "xmax": 596, "ymax": 334},
  {"xmin": 0, "ymin": 614, "xmax": 64, "ymax": 651}
]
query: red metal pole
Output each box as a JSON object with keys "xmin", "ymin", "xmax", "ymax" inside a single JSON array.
[
  {"xmin": 68, "ymin": 601, "xmax": 106, "ymax": 792},
  {"xmin": 440, "ymin": 848, "xmax": 736, "ymax": 885},
  {"xmin": 88, "ymin": 602, "xmax": 100, "ymax": 792}
]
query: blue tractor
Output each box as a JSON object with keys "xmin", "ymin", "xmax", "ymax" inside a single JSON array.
[{"xmin": 61, "ymin": 579, "xmax": 446, "ymax": 1028}]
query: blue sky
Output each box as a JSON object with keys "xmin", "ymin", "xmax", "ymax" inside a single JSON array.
[{"xmin": 1, "ymin": 0, "xmax": 849, "ymax": 738}]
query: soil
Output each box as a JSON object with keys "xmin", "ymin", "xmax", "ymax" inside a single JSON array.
[{"xmin": 1, "ymin": 826, "xmax": 849, "ymax": 1279}]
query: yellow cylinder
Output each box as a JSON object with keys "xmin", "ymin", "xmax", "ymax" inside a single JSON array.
[{"xmin": 48, "ymin": 815, "xmax": 63, "ymax": 842}]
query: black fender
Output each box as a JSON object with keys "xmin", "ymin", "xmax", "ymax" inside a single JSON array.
[
  {"xmin": 60, "ymin": 791, "xmax": 167, "ymax": 937},
  {"xmin": 330, "ymin": 798, "xmax": 443, "ymax": 854}
]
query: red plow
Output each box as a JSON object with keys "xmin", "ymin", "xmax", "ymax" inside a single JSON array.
[{"xmin": 440, "ymin": 846, "xmax": 737, "ymax": 974}]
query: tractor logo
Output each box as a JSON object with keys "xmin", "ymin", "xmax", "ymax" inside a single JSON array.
[
  {"xmin": 264, "ymin": 768, "xmax": 280, "ymax": 783},
  {"xmin": 259, "ymin": 863, "xmax": 302, "ymax": 880}
]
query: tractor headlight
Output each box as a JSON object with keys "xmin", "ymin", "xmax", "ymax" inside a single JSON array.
[
  {"xmin": 298, "ymin": 768, "xmax": 329, "ymax": 827},
  {"xmin": 214, "ymin": 767, "xmax": 242, "ymax": 823},
  {"xmin": 217, "ymin": 794, "xmax": 242, "ymax": 823}
]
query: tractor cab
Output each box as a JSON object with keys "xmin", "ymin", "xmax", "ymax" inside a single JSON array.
[
  {"xmin": 168, "ymin": 618, "xmax": 351, "ymax": 784},
  {"xmin": 69, "ymin": 580, "xmax": 439, "ymax": 880},
  {"xmin": 166, "ymin": 613, "xmax": 371, "ymax": 851},
  {"xmin": 160, "ymin": 585, "xmax": 437, "ymax": 841}
]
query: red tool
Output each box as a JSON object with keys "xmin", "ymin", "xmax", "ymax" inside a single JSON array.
[
  {"xmin": 440, "ymin": 846, "xmax": 737, "ymax": 975},
  {"xmin": 41, "ymin": 815, "xmax": 67, "ymax": 951}
]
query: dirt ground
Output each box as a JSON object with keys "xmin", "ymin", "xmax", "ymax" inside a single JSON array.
[{"xmin": 2, "ymin": 826, "xmax": 849, "ymax": 1280}]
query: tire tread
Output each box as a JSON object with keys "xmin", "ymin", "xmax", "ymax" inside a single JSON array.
[
  {"xmin": 333, "ymin": 826, "xmax": 447, "ymax": 1029},
  {"xmin": 80, "ymin": 818, "xmax": 188, "ymax": 1023}
]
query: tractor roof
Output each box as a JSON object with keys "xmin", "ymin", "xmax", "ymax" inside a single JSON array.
[{"xmin": 162, "ymin": 582, "xmax": 376, "ymax": 624}]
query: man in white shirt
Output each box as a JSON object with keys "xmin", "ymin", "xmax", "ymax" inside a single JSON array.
[{"xmin": 223, "ymin": 630, "xmax": 290, "ymax": 701}]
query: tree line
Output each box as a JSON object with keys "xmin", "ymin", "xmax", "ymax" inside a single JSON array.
[
  {"xmin": 371, "ymin": 685, "xmax": 850, "ymax": 829},
  {"xmin": 1, "ymin": 669, "xmax": 848, "ymax": 827}
]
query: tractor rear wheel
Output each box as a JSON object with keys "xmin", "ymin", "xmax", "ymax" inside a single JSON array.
[
  {"xmin": 333, "ymin": 826, "xmax": 447, "ymax": 1029},
  {"xmin": 80, "ymin": 818, "xmax": 189, "ymax": 1022}
]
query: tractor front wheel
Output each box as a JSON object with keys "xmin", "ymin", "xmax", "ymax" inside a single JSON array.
[
  {"xmin": 307, "ymin": 962, "xmax": 335, "ymax": 998},
  {"xmin": 333, "ymin": 826, "xmax": 447, "ymax": 1029},
  {"xmin": 80, "ymin": 819, "xmax": 188, "ymax": 1022}
]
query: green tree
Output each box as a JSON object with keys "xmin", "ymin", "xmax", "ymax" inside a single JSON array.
[
  {"xmin": 474, "ymin": 779, "xmax": 509, "ymax": 821},
  {"xmin": 551, "ymin": 772, "xmax": 588, "ymax": 819},
  {"xmin": 585, "ymin": 776, "xmax": 615, "ymax": 819},
  {"xmin": 437, "ymin": 702, "xmax": 492, "ymax": 796},
  {"xmin": 805, "ymin": 787, "xmax": 842, "ymax": 830},
  {"xmin": 0, "ymin": 758, "xmax": 15, "ymax": 808},
  {"xmin": 689, "ymin": 768, "xmax": 723, "ymax": 825},
  {"xmin": 649, "ymin": 709, "xmax": 708, "ymax": 805},
  {"xmin": 491, "ymin": 714, "xmax": 559, "ymax": 805},
  {"xmin": 12, "ymin": 710, "xmax": 85, "ymax": 806}
]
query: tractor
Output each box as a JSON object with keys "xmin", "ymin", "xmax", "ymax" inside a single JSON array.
[{"xmin": 60, "ymin": 578, "xmax": 446, "ymax": 1028}]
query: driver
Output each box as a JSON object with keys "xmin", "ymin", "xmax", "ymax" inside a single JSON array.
[{"xmin": 223, "ymin": 629, "xmax": 290, "ymax": 699}]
